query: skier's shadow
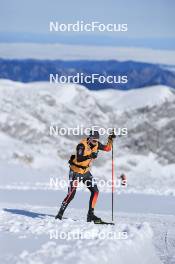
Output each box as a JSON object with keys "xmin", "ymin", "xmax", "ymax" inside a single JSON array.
[{"xmin": 3, "ymin": 208, "xmax": 55, "ymax": 219}]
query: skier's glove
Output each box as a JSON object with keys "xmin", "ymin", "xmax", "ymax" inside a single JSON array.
[
  {"xmin": 90, "ymin": 152, "xmax": 98, "ymax": 159},
  {"xmin": 108, "ymin": 130, "xmax": 116, "ymax": 140}
]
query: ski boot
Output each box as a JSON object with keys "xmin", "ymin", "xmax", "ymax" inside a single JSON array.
[
  {"xmin": 55, "ymin": 204, "xmax": 66, "ymax": 220},
  {"xmin": 87, "ymin": 209, "xmax": 102, "ymax": 224}
]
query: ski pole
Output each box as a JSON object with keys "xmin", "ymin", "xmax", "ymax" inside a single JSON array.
[{"xmin": 112, "ymin": 140, "xmax": 114, "ymax": 222}]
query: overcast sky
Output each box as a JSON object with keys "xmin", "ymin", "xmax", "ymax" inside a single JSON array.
[{"xmin": 0, "ymin": 0, "xmax": 175, "ymax": 39}]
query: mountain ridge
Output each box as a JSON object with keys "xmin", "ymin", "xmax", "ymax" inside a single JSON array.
[{"xmin": 0, "ymin": 59, "xmax": 175, "ymax": 90}]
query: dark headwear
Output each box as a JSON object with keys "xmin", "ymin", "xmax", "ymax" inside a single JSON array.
[{"xmin": 89, "ymin": 130, "xmax": 100, "ymax": 139}]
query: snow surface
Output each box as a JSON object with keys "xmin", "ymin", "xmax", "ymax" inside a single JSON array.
[
  {"xmin": 1, "ymin": 190, "xmax": 175, "ymax": 264},
  {"xmin": 0, "ymin": 202, "xmax": 166, "ymax": 264},
  {"xmin": 0, "ymin": 43, "xmax": 175, "ymax": 65}
]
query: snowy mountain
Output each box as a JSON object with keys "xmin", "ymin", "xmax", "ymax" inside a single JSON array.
[
  {"xmin": 0, "ymin": 79, "xmax": 175, "ymax": 195},
  {"xmin": 92, "ymin": 85, "xmax": 174, "ymax": 110}
]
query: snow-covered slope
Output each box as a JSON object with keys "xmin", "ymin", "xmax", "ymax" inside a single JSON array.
[
  {"xmin": 92, "ymin": 85, "xmax": 173, "ymax": 111},
  {"xmin": 0, "ymin": 80, "xmax": 175, "ymax": 195},
  {"xmin": 0, "ymin": 204, "xmax": 162, "ymax": 264}
]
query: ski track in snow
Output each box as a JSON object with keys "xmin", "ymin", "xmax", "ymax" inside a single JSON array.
[{"xmin": 0, "ymin": 204, "xmax": 175, "ymax": 264}]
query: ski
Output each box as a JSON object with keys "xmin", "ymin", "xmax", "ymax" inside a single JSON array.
[
  {"xmin": 62, "ymin": 216, "xmax": 77, "ymax": 221},
  {"xmin": 62, "ymin": 217, "xmax": 115, "ymax": 225},
  {"xmin": 94, "ymin": 221, "xmax": 115, "ymax": 225}
]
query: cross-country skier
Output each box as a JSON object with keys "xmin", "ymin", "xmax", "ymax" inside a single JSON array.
[{"xmin": 55, "ymin": 130, "xmax": 116, "ymax": 223}]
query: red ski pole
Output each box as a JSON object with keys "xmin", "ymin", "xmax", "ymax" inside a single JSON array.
[{"xmin": 112, "ymin": 140, "xmax": 114, "ymax": 222}]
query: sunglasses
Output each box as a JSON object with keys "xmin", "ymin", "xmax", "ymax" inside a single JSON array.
[{"xmin": 91, "ymin": 138, "xmax": 99, "ymax": 143}]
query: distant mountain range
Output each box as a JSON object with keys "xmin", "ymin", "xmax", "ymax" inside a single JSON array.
[{"xmin": 0, "ymin": 59, "xmax": 175, "ymax": 90}]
